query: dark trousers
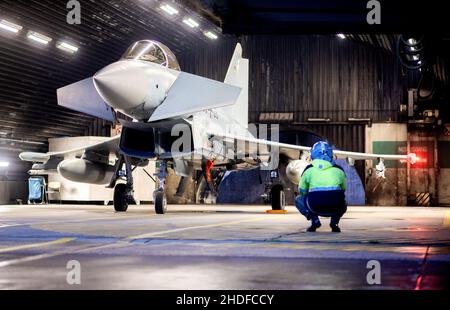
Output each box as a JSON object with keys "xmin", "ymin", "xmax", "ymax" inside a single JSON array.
[{"xmin": 295, "ymin": 195, "xmax": 347, "ymax": 226}]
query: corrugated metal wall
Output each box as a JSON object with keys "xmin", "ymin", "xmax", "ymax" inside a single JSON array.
[
  {"xmin": 181, "ymin": 35, "xmax": 406, "ymax": 124},
  {"xmin": 180, "ymin": 36, "xmax": 239, "ymax": 82},
  {"xmin": 244, "ymin": 35, "xmax": 406, "ymax": 123},
  {"xmin": 305, "ymin": 124, "xmax": 365, "ymax": 153}
]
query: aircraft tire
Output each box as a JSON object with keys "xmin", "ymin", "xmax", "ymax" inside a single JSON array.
[
  {"xmin": 114, "ymin": 184, "xmax": 129, "ymax": 212},
  {"xmin": 155, "ymin": 191, "xmax": 168, "ymax": 214},
  {"xmin": 271, "ymin": 186, "xmax": 286, "ymax": 211}
]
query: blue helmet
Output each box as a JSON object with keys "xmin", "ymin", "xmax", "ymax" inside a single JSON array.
[{"xmin": 311, "ymin": 141, "xmax": 334, "ymax": 162}]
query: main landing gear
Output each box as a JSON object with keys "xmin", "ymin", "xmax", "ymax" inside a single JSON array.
[
  {"xmin": 109, "ymin": 155, "xmax": 135, "ymax": 212},
  {"xmin": 270, "ymin": 185, "xmax": 286, "ymax": 211},
  {"xmin": 262, "ymin": 170, "xmax": 286, "ymax": 211}
]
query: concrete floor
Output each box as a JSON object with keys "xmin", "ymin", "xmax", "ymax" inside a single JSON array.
[{"xmin": 0, "ymin": 204, "xmax": 449, "ymax": 290}]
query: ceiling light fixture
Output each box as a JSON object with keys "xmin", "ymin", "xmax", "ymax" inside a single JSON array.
[
  {"xmin": 0, "ymin": 161, "xmax": 9, "ymax": 168},
  {"xmin": 182, "ymin": 18, "xmax": 199, "ymax": 28},
  {"xmin": 337, "ymin": 33, "xmax": 346, "ymax": 39},
  {"xmin": 308, "ymin": 118, "xmax": 331, "ymax": 122},
  {"xmin": 204, "ymin": 31, "xmax": 218, "ymax": 40},
  {"xmin": 160, "ymin": 4, "xmax": 179, "ymax": 15},
  {"xmin": 27, "ymin": 31, "xmax": 52, "ymax": 45},
  {"xmin": 0, "ymin": 19, "xmax": 23, "ymax": 33},
  {"xmin": 56, "ymin": 41, "xmax": 79, "ymax": 53},
  {"xmin": 348, "ymin": 118, "xmax": 372, "ymax": 122}
]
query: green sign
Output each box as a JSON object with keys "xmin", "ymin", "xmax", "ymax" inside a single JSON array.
[{"xmin": 372, "ymin": 141, "xmax": 407, "ymax": 168}]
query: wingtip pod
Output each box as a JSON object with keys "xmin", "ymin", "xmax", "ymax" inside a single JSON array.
[{"xmin": 408, "ymin": 153, "xmax": 418, "ymax": 165}]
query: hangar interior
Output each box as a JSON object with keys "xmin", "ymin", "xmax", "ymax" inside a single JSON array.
[{"xmin": 1, "ymin": 0, "xmax": 449, "ymax": 207}]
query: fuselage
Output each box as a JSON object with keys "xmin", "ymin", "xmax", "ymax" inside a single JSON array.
[{"xmin": 91, "ymin": 40, "xmax": 256, "ymax": 169}]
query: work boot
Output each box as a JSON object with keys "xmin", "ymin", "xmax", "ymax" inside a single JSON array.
[
  {"xmin": 307, "ymin": 220, "xmax": 321, "ymax": 232},
  {"xmin": 330, "ymin": 224, "xmax": 341, "ymax": 233}
]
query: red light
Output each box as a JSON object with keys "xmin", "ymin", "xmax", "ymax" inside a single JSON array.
[
  {"xmin": 409, "ymin": 142, "xmax": 434, "ymax": 168},
  {"xmin": 410, "ymin": 151, "xmax": 429, "ymax": 168}
]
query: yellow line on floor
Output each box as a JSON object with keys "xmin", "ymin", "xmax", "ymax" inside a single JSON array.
[
  {"xmin": 128, "ymin": 217, "xmax": 271, "ymax": 240},
  {"xmin": 0, "ymin": 237, "xmax": 75, "ymax": 254},
  {"xmin": 443, "ymin": 211, "xmax": 450, "ymax": 227}
]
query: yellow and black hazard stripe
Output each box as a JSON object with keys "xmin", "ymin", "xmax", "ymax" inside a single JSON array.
[{"xmin": 416, "ymin": 193, "xmax": 431, "ymax": 206}]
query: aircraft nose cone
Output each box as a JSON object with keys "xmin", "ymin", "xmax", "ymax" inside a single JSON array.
[{"xmin": 93, "ymin": 61, "xmax": 149, "ymax": 111}]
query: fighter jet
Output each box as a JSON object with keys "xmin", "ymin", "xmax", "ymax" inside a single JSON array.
[{"xmin": 20, "ymin": 40, "xmax": 417, "ymax": 214}]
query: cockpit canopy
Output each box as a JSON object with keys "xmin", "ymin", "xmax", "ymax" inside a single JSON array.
[{"xmin": 121, "ymin": 40, "xmax": 181, "ymax": 71}]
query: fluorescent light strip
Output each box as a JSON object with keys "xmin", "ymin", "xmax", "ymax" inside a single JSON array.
[
  {"xmin": 0, "ymin": 162, "xmax": 9, "ymax": 168},
  {"xmin": 204, "ymin": 31, "xmax": 218, "ymax": 40},
  {"xmin": 27, "ymin": 31, "xmax": 52, "ymax": 45},
  {"xmin": 0, "ymin": 20, "xmax": 23, "ymax": 33},
  {"xmin": 337, "ymin": 33, "xmax": 346, "ymax": 39},
  {"xmin": 308, "ymin": 118, "xmax": 331, "ymax": 122},
  {"xmin": 56, "ymin": 41, "xmax": 79, "ymax": 53},
  {"xmin": 160, "ymin": 4, "xmax": 179, "ymax": 15},
  {"xmin": 183, "ymin": 18, "xmax": 199, "ymax": 28},
  {"xmin": 348, "ymin": 118, "xmax": 371, "ymax": 122}
]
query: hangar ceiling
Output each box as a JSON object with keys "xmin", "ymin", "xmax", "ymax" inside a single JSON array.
[{"xmin": 195, "ymin": 0, "xmax": 449, "ymax": 34}]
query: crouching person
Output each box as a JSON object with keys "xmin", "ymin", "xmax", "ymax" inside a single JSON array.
[{"xmin": 295, "ymin": 141, "xmax": 347, "ymax": 233}]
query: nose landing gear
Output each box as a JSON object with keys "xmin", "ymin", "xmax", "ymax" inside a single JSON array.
[
  {"xmin": 110, "ymin": 155, "xmax": 135, "ymax": 212},
  {"xmin": 153, "ymin": 160, "xmax": 168, "ymax": 214},
  {"xmin": 109, "ymin": 156, "xmax": 169, "ymax": 214}
]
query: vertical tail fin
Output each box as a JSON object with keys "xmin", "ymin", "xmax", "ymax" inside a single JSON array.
[{"xmin": 221, "ymin": 43, "xmax": 249, "ymax": 128}]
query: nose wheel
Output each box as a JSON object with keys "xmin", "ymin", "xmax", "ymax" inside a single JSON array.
[{"xmin": 110, "ymin": 155, "xmax": 135, "ymax": 213}]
